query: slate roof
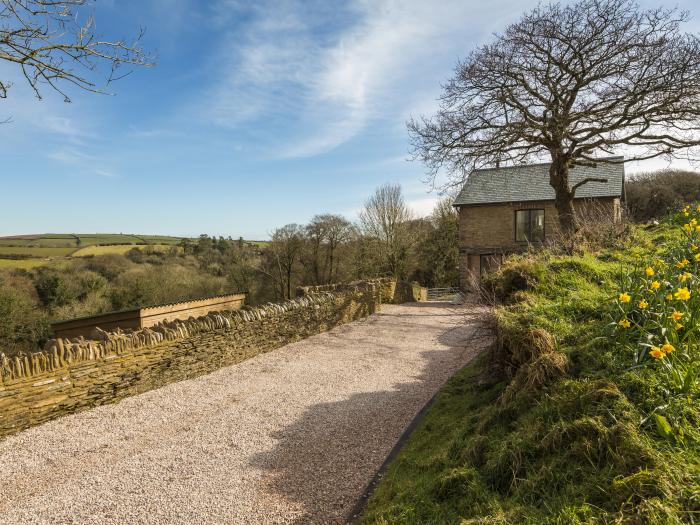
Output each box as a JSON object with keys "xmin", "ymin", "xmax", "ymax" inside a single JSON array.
[{"xmin": 453, "ymin": 157, "xmax": 625, "ymax": 206}]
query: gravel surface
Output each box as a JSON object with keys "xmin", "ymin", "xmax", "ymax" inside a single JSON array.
[{"xmin": 0, "ymin": 302, "xmax": 490, "ymax": 525}]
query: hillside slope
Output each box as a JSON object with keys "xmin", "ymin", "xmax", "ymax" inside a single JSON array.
[{"xmin": 360, "ymin": 216, "xmax": 700, "ymax": 524}]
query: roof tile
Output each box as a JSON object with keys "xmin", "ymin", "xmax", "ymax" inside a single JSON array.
[{"xmin": 453, "ymin": 157, "xmax": 625, "ymax": 206}]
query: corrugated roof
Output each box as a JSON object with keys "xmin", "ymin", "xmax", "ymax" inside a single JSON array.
[{"xmin": 453, "ymin": 157, "xmax": 625, "ymax": 206}]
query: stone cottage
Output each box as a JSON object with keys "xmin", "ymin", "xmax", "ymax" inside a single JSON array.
[{"xmin": 453, "ymin": 157, "xmax": 625, "ymax": 288}]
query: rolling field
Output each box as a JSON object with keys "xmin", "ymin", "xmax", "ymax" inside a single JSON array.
[
  {"xmin": 0, "ymin": 234, "xmax": 263, "ymax": 269},
  {"xmin": 0, "ymin": 233, "xmax": 189, "ymax": 249},
  {"xmin": 0, "ymin": 233, "xmax": 191, "ymax": 269},
  {"xmin": 72, "ymin": 244, "xmax": 179, "ymax": 257},
  {"xmin": 0, "ymin": 259, "xmax": 49, "ymax": 269},
  {"xmin": 0, "ymin": 246, "xmax": 77, "ymax": 257}
]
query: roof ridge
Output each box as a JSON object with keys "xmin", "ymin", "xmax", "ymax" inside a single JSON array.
[{"xmin": 472, "ymin": 156, "xmax": 624, "ymax": 174}]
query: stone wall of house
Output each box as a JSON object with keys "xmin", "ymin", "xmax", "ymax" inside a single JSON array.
[
  {"xmin": 0, "ymin": 280, "xmax": 394, "ymax": 440},
  {"xmin": 457, "ymin": 197, "xmax": 620, "ymax": 288}
]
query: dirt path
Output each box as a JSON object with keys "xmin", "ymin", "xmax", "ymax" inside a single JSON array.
[{"xmin": 0, "ymin": 302, "xmax": 490, "ymax": 525}]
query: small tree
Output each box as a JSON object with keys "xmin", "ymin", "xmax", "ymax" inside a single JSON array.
[
  {"xmin": 360, "ymin": 184, "xmax": 413, "ymax": 279},
  {"xmin": 305, "ymin": 214, "xmax": 354, "ymax": 284},
  {"xmin": 1, "ymin": 0, "xmax": 152, "ymax": 108},
  {"xmin": 409, "ymin": 0, "xmax": 700, "ymax": 234},
  {"xmin": 264, "ymin": 224, "xmax": 304, "ymax": 300},
  {"xmin": 416, "ymin": 199, "xmax": 459, "ymax": 287}
]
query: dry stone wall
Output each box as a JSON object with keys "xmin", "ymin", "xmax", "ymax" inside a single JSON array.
[{"xmin": 0, "ymin": 280, "xmax": 393, "ymax": 440}]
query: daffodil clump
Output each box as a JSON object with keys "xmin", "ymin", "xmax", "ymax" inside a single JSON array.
[{"xmin": 613, "ymin": 204, "xmax": 700, "ymax": 394}]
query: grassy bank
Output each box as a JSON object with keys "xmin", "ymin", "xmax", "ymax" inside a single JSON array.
[{"xmin": 360, "ymin": 219, "xmax": 700, "ymax": 524}]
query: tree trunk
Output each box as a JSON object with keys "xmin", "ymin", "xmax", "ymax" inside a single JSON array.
[{"xmin": 548, "ymin": 155, "xmax": 577, "ymax": 236}]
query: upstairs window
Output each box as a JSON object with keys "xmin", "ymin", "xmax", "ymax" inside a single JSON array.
[{"xmin": 515, "ymin": 209, "xmax": 545, "ymax": 242}]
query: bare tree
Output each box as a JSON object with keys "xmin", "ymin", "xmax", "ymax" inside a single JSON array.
[
  {"xmin": 303, "ymin": 214, "xmax": 354, "ymax": 284},
  {"xmin": 1, "ymin": 0, "xmax": 153, "ymax": 107},
  {"xmin": 359, "ymin": 184, "xmax": 413, "ymax": 279},
  {"xmin": 409, "ymin": 0, "xmax": 700, "ymax": 234},
  {"xmin": 265, "ymin": 224, "xmax": 304, "ymax": 300}
]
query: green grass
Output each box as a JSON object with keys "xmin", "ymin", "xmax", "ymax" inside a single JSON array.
[
  {"xmin": 0, "ymin": 233, "xmax": 191, "ymax": 249},
  {"xmin": 0, "ymin": 246, "xmax": 77, "ymax": 257},
  {"xmin": 360, "ymin": 224, "xmax": 700, "ymax": 524},
  {"xmin": 0, "ymin": 258, "xmax": 50, "ymax": 269},
  {"xmin": 72, "ymin": 244, "xmax": 179, "ymax": 257}
]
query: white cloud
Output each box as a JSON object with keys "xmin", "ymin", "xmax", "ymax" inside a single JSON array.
[
  {"xmin": 43, "ymin": 117, "xmax": 87, "ymax": 141},
  {"xmin": 197, "ymin": 0, "xmax": 523, "ymax": 158},
  {"xmin": 47, "ymin": 148, "xmax": 119, "ymax": 179},
  {"xmin": 407, "ymin": 196, "xmax": 439, "ymax": 218}
]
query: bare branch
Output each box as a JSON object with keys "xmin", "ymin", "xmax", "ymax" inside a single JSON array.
[
  {"xmin": 0, "ymin": 0, "xmax": 154, "ymax": 103},
  {"xmin": 409, "ymin": 0, "xmax": 700, "ymax": 233},
  {"xmin": 571, "ymin": 176, "xmax": 608, "ymax": 192}
]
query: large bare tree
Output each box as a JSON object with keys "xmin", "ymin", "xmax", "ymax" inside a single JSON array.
[
  {"xmin": 409, "ymin": 0, "xmax": 700, "ymax": 233},
  {"xmin": 1, "ymin": 0, "xmax": 152, "ymax": 109}
]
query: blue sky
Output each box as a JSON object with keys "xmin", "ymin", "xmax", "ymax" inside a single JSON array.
[{"xmin": 1, "ymin": 0, "xmax": 698, "ymax": 239}]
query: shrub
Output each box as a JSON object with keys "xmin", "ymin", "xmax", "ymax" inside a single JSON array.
[{"xmin": 626, "ymin": 170, "xmax": 700, "ymax": 222}]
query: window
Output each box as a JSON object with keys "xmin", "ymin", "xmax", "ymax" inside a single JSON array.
[
  {"xmin": 480, "ymin": 254, "xmax": 501, "ymax": 275},
  {"xmin": 515, "ymin": 209, "xmax": 545, "ymax": 242}
]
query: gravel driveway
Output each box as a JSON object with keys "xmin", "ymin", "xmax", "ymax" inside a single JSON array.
[{"xmin": 0, "ymin": 302, "xmax": 490, "ymax": 525}]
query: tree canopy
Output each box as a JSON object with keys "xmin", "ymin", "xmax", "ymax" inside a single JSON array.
[{"xmin": 410, "ymin": 0, "xmax": 700, "ymax": 232}]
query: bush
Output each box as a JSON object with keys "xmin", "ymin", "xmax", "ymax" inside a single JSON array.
[
  {"xmin": 0, "ymin": 272, "xmax": 50, "ymax": 355},
  {"xmin": 626, "ymin": 170, "xmax": 700, "ymax": 222}
]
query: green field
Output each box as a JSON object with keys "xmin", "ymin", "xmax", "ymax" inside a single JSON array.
[
  {"xmin": 0, "ymin": 258, "xmax": 49, "ymax": 269},
  {"xmin": 0, "ymin": 233, "xmax": 190, "ymax": 249},
  {"xmin": 0, "ymin": 246, "xmax": 77, "ymax": 257},
  {"xmin": 0, "ymin": 233, "xmax": 264, "ymax": 269}
]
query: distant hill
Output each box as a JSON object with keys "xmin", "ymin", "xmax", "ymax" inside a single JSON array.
[
  {"xmin": 0, "ymin": 233, "xmax": 189, "ymax": 249},
  {"xmin": 0, "ymin": 233, "xmax": 268, "ymax": 269}
]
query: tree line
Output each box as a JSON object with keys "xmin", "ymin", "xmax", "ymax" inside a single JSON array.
[
  {"xmin": 181, "ymin": 183, "xmax": 459, "ymax": 301},
  {"xmin": 0, "ymin": 184, "xmax": 459, "ymax": 357}
]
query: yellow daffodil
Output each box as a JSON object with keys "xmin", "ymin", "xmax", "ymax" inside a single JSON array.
[
  {"xmin": 661, "ymin": 343, "xmax": 676, "ymax": 354},
  {"xmin": 638, "ymin": 299, "xmax": 649, "ymax": 309},
  {"xmin": 671, "ymin": 311, "xmax": 683, "ymax": 321},
  {"xmin": 619, "ymin": 292, "xmax": 631, "ymax": 303},
  {"xmin": 650, "ymin": 347, "xmax": 665, "ymax": 359},
  {"xmin": 618, "ymin": 319, "xmax": 631, "ymax": 328},
  {"xmin": 645, "ymin": 266, "xmax": 655, "ymax": 277},
  {"xmin": 696, "ymin": 226, "xmax": 700, "ymax": 234},
  {"xmin": 675, "ymin": 323, "xmax": 684, "ymax": 331},
  {"xmin": 666, "ymin": 293, "xmax": 674, "ymax": 301},
  {"xmin": 691, "ymin": 218, "xmax": 698, "ymax": 226},
  {"xmin": 675, "ymin": 287, "xmax": 691, "ymax": 301},
  {"xmin": 650, "ymin": 280, "xmax": 660, "ymax": 290},
  {"xmin": 696, "ymin": 205, "xmax": 700, "ymax": 212},
  {"xmin": 695, "ymin": 252, "xmax": 700, "ymax": 261},
  {"xmin": 693, "ymin": 245, "xmax": 699, "ymax": 252},
  {"xmin": 677, "ymin": 259, "xmax": 689, "ymax": 269},
  {"xmin": 679, "ymin": 272, "xmax": 692, "ymax": 283}
]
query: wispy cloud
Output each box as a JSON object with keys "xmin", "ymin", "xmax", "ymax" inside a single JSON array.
[
  {"xmin": 195, "ymin": 0, "xmax": 518, "ymax": 159},
  {"xmin": 43, "ymin": 117, "xmax": 87, "ymax": 142},
  {"xmin": 47, "ymin": 148, "xmax": 118, "ymax": 178}
]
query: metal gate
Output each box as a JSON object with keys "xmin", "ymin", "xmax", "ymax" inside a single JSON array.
[{"xmin": 425, "ymin": 287, "xmax": 462, "ymax": 302}]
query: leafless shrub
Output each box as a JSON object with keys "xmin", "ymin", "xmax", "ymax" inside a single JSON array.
[{"xmin": 546, "ymin": 200, "xmax": 631, "ymax": 254}]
